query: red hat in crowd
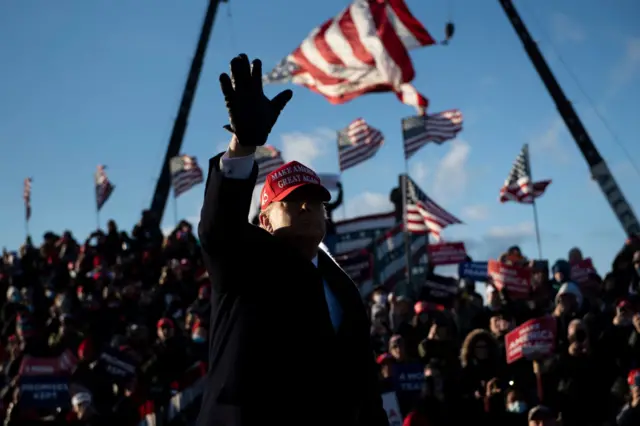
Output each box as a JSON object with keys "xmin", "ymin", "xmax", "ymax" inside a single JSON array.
[
  {"xmin": 157, "ymin": 318, "xmax": 174, "ymax": 329},
  {"xmin": 414, "ymin": 302, "xmax": 428, "ymax": 315},
  {"xmin": 628, "ymin": 369, "xmax": 640, "ymax": 387},
  {"xmin": 376, "ymin": 353, "xmax": 394, "ymax": 365},
  {"xmin": 260, "ymin": 161, "xmax": 331, "ymax": 210}
]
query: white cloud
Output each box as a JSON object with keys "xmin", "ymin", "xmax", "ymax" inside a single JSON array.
[
  {"xmin": 431, "ymin": 139, "xmax": 470, "ymax": 202},
  {"xmin": 550, "ymin": 13, "xmax": 586, "ymax": 44},
  {"xmin": 410, "ymin": 160, "xmax": 430, "ymax": 184},
  {"xmin": 280, "ymin": 128, "xmax": 334, "ymax": 168},
  {"xmin": 607, "ymin": 37, "xmax": 640, "ymax": 98},
  {"xmin": 462, "ymin": 204, "xmax": 490, "ymax": 221},
  {"xmin": 333, "ymin": 192, "xmax": 393, "ymax": 221},
  {"xmin": 486, "ymin": 221, "xmax": 535, "ymax": 239},
  {"xmin": 455, "ymin": 221, "xmax": 537, "ymax": 260},
  {"xmin": 529, "ymin": 118, "xmax": 571, "ymax": 164}
]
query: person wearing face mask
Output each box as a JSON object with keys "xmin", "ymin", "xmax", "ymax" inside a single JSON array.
[
  {"xmin": 190, "ymin": 319, "xmax": 208, "ymax": 363},
  {"xmin": 503, "ymin": 387, "xmax": 529, "ymax": 425}
]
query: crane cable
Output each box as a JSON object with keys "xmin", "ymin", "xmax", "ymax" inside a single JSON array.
[
  {"xmin": 225, "ymin": 1, "xmax": 237, "ymax": 54},
  {"xmin": 518, "ymin": 0, "xmax": 640, "ymax": 178}
]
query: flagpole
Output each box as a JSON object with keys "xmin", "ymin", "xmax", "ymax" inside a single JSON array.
[
  {"xmin": 96, "ymin": 205, "xmax": 100, "ymax": 230},
  {"xmin": 25, "ymin": 217, "xmax": 29, "ymax": 239},
  {"xmin": 532, "ymin": 200, "xmax": 543, "ymax": 259},
  {"xmin": 336, "ymin": 131, "xmax": 347, "ymax": 220},
  {"xmin": 525, "ymin": 143, "xmax": 543, "ymax": 259},
  {"xmin": 401, "ymin": 163, "xmax": 413, "ymax": 287}
]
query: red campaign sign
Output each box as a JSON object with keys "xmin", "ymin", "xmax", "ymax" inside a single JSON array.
[
  {"xmin": 488, "ymin": 260, "xmax": 531, "ymax": 300},
  {"xmin": 427, "ymin": 242, "xmax": 467, "ymax": 266},
  {"xmin": 505, "ymin": 316, "xmax": 557, "ymax": 364},
  {"xmin": 570, "ymin": 257, "xmax": 596, "ymax": 284}
]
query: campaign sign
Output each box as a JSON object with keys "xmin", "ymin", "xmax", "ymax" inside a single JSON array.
[
  {"xmin": 93, "ymin": 348, "xmax": 137, "ymax": 386},
  {"xmin": 421, "ymin": 274, "xmax": 458, "ymax": 305},
  {"xmin": 427, "ymin": 242, "xmax": 467, "ymax": 266},
  {"xmin": 18, "ymin": 375, "xmax": 70, "ymax": 409},
  {"xmin": 391, "ymin": 363, "xmax": 423, "ymax": 394},
  {"xmin": 19, "ymin": 349, "xmax": 77, "ymax": 376},
  {"xmin": 505, "ymin": 316, "xmax": 557, "ymax": 364},
  {"xmin": 570, "ymin": 258, "xmax": 596, "ymax": 284},
  {"xmin": 488, "ymin": 260, "xmax": 531, "ymax": 300},
  {"xmin": 381, "ymin": 392, "xmax": 403, "ymax": 426},
  {"xmin": 458, "ymin": 262, "xmax": 488, "ymax": 282}
]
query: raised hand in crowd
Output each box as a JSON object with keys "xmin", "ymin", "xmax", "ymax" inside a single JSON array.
[{"xmin": 220, "ymin": 53, "xmax": 292, "ymax": 150}]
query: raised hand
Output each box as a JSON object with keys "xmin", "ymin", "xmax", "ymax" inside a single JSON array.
[{"xmin": 219, "ymin": 54, "xmax": 293, "ymax": 147}]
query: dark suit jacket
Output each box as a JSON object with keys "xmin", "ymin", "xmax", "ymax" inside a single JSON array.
[{"xmin": 196, "ymin": 153, "xmax": 388, "ymax": 426}]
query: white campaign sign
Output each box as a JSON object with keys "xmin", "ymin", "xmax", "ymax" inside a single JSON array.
[{"xmin": 381, "ymin": 392, "xmax": 403, "ymax": 426}]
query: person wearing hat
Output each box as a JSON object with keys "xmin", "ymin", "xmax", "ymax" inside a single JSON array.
[{"xmin": 196, "ymin": 54, "xmax": 387, "ymax": 426}]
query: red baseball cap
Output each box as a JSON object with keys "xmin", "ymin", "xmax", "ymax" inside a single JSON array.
[
  {"xmin": 260, "ymin": 161, "xmax": 331, "ymax": 210},
  {"xmin": 627, "ymin": 369, "xmax": 640, "ymax": 387}
]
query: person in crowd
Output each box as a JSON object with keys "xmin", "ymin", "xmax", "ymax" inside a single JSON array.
[{"xmin": 195, "ymin": 53, "xmax": 387, "ymax": 426}]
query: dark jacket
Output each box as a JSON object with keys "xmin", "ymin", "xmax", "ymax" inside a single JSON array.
[{"xmin": 196, "ymin": 153, "xmax": 388, "ymax": 426}]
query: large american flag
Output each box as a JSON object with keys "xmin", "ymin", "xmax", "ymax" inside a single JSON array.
[
  {"xmin": 338, "ymin": 118, "xmax": 384, "ymax": 171},
  {"xmin": 23, "ymin": 177, "xmax": 32, "ymax": 221},
  {"xmin": 255, "ymin": 145, "xmax": 285, "ymax": 183},
  {"xmin": 263, "ymin": 0, "xmax": 435, "ymax": 114},
  {"xmin": 500, "ymin": 144, "xmax": 551, "ymax": 204},
  {"xmin": 401, "ymin": 174, "xmax": 462, "ymax": 241},
  {"xmin": 170, "ymin": 155, "xmax": 204, "ymax": 197},
  {"xmin": 402, "ymin": 109, "xmax": 463, "ymax": 159},
  {"xmin": 95, "ymin": 165, "xmax": 114, "ymax": 211}
]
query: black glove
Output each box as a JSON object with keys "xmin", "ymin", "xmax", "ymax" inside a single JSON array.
[{"xmin": 219, "ymin": 54, "xmax": 293, "ymax": 146}]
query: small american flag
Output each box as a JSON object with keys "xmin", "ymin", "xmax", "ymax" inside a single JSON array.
[
  {"xmin": 23, "ymin": 178, "xmax": 32, "ymax": 221},
  {"xmin": 255, "ymin": 145, "xmax": 285, "ymax": 183},
  {"xmin": 499, "ymin": 144, "xmax": 551, "ymax": 204},
  {"xmin": 95, "ymin": 165, "xmax": 114, "ymax": 211},
  {"xmin": 401, "ymin": 174, "xmax": 462, "ymax": 241},
  {"xmin": 402, "ymin": 109, "xmax": 463, "ymax": 159},
  {"xmin": 263, "ymin": 0, "xmax": 435, "ymax": 113},
  {"xmin": 170, "ymin": 155, "xmax": 204, "ymax": 198},
  {"xmin": 338, "ymin": 118, "xmax": 384, "ymax": 171}
]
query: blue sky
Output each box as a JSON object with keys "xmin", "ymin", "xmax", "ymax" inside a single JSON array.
[{"xmin": 1, "ymin": 0, "xmax": 639, "ymax": 276}]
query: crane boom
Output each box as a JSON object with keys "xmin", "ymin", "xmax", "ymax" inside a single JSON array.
[
  {"xmin": 499, "ymin": 0, "xmax": 640, "ymax": 236},
  {"xmin": 149, "ymin": 0, "xmax": 225, "ymax": 222}
]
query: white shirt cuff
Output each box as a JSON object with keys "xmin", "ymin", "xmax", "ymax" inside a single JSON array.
[{"xmin": 219, "ymin": 152, "xmax": 255, "ymax": 180}]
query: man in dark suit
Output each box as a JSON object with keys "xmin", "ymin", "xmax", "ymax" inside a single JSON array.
[{"xmin": 196, "ymin": 53, "xmax": 388, "ymax": 426}]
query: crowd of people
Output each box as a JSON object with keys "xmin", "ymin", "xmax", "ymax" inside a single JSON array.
[
  {"xmin": 1, "ymin": 203, "xmax": 639, "ymax": 425},
  {"xmin": 0, "ymin": 211, "xmax": 210, "ymax": 425},
  {"xmin": 371, "ymin": 243, "xmax": 640, "ymax": 426}
]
